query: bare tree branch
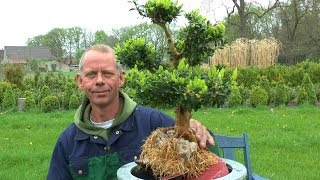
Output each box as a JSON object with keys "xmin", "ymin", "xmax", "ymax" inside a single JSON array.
[{"xmin": 247, "ymin": 0, "xmax": 280, "ymax": 18}]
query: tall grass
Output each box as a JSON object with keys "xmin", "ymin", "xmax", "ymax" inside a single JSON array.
[
  {"xmin": 0, "ymin": 105, "xmax": 319, "ymax": 179},
  {"xmin": 210, "ymin": 38, "xmax": 281, "ymax": 67}
]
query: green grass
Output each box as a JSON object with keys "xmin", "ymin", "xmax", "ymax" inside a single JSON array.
[{"xmin": 0, "ymin": 105, "xmax": 319, "ymax": 179}]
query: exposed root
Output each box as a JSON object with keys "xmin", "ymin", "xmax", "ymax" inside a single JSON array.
[{"xmin": 139, "ymin": 127, "xmax": 219, "ymax": 178}]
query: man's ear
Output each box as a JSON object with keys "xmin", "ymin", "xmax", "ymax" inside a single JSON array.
[
  {"xmin": 119, "ymin": 71, "xmax": 125, "ymax": 87},
  {"xmin": 76, "ymin": 74, "xmax": 84, "ymax": 90}
]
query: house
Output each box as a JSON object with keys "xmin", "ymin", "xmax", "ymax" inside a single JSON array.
[
  {"xmin": 2, "ymin": 46, "xmax": 53, "ymax": 64},
  {"xmin": 1, "ymin": 46, "xmax": 69, "ymax": 71}
]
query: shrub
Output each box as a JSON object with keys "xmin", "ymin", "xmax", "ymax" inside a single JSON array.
[
  {"xmin": 39, "ymin": 85, "xmax": 52, "ymax": 103},
  {"xmin": 273, "ymin": 82, "xmax": 289, "ymax": 106},
  {"xmin": 40, "ymin": 96, "xmax": 59, "ymax": 113},
  {"xmin": 287, "ymin": 67, "xmax": 304, "ymax": 87},
  {"xmin": 60, "ymin": 92, "xmax": 70, "ymax": 109},
  {"xmin": 0, "ymin": 82, "xmax": 12, "ymax": 105},
  {"xmin": 24, "ymin": 90, "xmax": 36, "ymax": 110},
  {"xmin": 297, "ymin": 86, "xmax": 308, "ymax": 105},
  {"xmin": 249, "ymin": 85, "xmax": 268, "ymax": 107},
  {"xmin": 22, "ymin": 77, "xmax": 35, "ymax": 92},
  {"xmin": 255, "ymin": 75, "xmax": 271, "ymax": 93},
  {"xmin": 263, "ymin": 65, "xmax": 285, "ymax": 84},
  {"xmin": 237, "ymin": 67, "xmax": 260, "ymax": 88},
  {"xmin": 3, "ymin": 64, "xmax": 25, "ymax": 89},
  {"xmin": 301, "ymin": 73, "xmax": 317, "ymax": 104},
  {"xmin": 296, "ymin": 61, "xmax": 320, "ymax": 84},
  {"xmin": 1, "ymin": 86, "xmax": 16, "ymax": 110},
  {"xmin": 238, "ymin": 85, "xmax": 250, "ymax": 105},
  {"xmin": 288, "ymin": 86, "xmax": 298, "ymax": 103},
  {"xmin": 315, "ymin": 83, "xmax": 320, "ymax": 102},
  {"xmin": 68, "ymin": 94, "xmax": 80, "ymax": 110},
  {"xmin": 227, "ymin": 86, "xmax": 242, "ymax": 107}
]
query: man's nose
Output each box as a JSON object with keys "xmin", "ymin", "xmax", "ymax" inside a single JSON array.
[{"xmin": 96, "ymin": 73, "xmax": 104, "ymax": 84}]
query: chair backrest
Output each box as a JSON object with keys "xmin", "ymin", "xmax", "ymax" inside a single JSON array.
[{"xmin": 214, "ymin": 133, "xmax": 253, "ymax": 180}]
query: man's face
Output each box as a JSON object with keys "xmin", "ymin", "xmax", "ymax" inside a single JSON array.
[{"xmin": 76, "ymin": 50, "xmax": 125, "ymax": 108}]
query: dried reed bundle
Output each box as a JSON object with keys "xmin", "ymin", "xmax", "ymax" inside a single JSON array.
[{"xmin": 210, "ymin": 38, "xmax": 281, "ymax": 67}]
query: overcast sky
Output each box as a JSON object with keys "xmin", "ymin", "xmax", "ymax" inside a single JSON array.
[
  {"xmin": 0, "ymin": 0, "xmax": 277, "ymax": 49},
  {"xmin": 0, "ymin": 0, "xmax": 222, "ymax": 49}
]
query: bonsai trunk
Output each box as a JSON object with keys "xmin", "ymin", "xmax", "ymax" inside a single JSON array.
[{"xmin": 175, "ymin": 104, "xmax": 197, "ymax": 143}]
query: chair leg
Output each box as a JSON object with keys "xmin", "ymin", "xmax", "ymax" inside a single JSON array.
[{"xmin": 252, "ymin": 173, "xmax": 270, "ymax": 180}]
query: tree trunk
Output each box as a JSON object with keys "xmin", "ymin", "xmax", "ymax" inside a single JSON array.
[
  {"xmin": 175, "ymin": 104, "xmax": 191, "ymax": 135},
  {"xmin": 158, "ymin": 23, "xmax": 182, "ymax": 68}
]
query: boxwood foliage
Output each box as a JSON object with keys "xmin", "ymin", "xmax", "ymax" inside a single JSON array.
[
  {"xmin": 2, "ymin": 86, "xmax": 16, "ymax": 110},
  {"xmin": 41, "ymin": 96, "xmax": 59, "ymax": 113},
  {"xmin": 24, "ymin": 90, "xmax": 36, "ymax": 110},
  {"xmin": 124, "ymin": 60, "xmax": 232, "ymax": 109},
  {"xmin": 301, "ymin": 73, "xmax": 317, "ymax": 104},
  {"xmin": 115, "ymin": 37, "xmax": 161, "ymax": 72},
  {"xmin": 249, "ymin": 85, "xmax": 269, "ymax": 107},
  {"xmin": 0, "ymin": 82, "xmax": 12, "ymax": 106}
]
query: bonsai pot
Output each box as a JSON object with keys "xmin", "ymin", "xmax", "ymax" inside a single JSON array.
[{"xmin": 117, "ymin": 158, "xmax": 247, "ymax": 180}]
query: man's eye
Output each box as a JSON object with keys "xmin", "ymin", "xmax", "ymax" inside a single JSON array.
[
  {"xmin": 103, "ymin": 72, "xmax": 115, "ymax": 78},
  {"xmin": 86, "ymin": 72, "xmax": 96, "ymax": 77}
]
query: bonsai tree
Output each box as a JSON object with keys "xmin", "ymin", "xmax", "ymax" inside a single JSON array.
[
  {"xmin": 126, "ymin": 61, "xmax": 232, "ymax": 178},
  {"xmin": 127, "ymin": 0, "xmax": 230, "ymax": 178},
  {"xmin": 130, "ymin": 0, "xmax": 225, "ymax": 67}
]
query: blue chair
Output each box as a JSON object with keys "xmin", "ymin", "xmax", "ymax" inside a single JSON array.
[{"xmin": 213, "ymin": 133, "xmax": 269, "ymax": 180}]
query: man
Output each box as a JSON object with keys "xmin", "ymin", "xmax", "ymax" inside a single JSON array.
[{"xmin": 47, "ymin": 44, "xmax": 216, "ymax": 179}]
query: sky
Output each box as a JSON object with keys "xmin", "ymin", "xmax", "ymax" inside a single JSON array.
[
  {"xmin": 0, "ymin": 0, "xmax": 220, "ymax": 49},
  {"xmin": 0, "ymin": 0, "xmax": 277, "ymax": 49}
]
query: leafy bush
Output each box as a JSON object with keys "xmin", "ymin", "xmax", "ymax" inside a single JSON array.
[
  {"xmin": 286, "ymin": 67, "xmax": 304, "ymax": 87},
  {"xmin": 255, "ymin": 75, "xmax": 271, "ymax": 94},
  {"xmin": 288, "ymin": 87, "xmax": 298, "ymax": 103},
  {"xmin": 24, "ymin": 90, "xmax": 36, "ymax": 110},
  {"xmin": 249, "ymin": 85, "xmax": 268, "ymax": 107},
  {"xmin": 1, "ymin": 87, "xmax": 16, "ymax": 110},
  {"xmin": 238, "ymin": 85, "xmax": 250, "ymax": 105},
  {"xmin": 296, "ymin": 61, "xmax": 320, "ymax": 84},
  {"xmin": 270, "ymin": 81, "xmax": 289, "ymax": 106},
  {"xmin": 297, "ymin": 86, "xmax": 308, "ymax": 105},
  {"xmin": 40, "ymin": 96, "xmax": 59, "ymax": 113},
  {"xmin": 237, "ymin": 67, "xmax": 260, "ymax": 88},
  {"xmin": 0, "ymin": 82, "xmax": 12, "ymax": 105},
  {"xmin": 3, "ymin": 64, "xmax": 24, "ymax": 89},
  {"xmin": 264, "ymin": 65, "xmax": 287, "ymax": 83},
  {"xmin": 301, "ymin": 73, "xmax": 317, "ymax": 104},
  {"xmin": 315, "ymin": 83, "xmax": 320, "ymax": 102},
  {"xmin": 227, "ymin": 86, "xmax": 242, "ymax": 107},
  {"xmin": 68, "ymin": 94, "xmax": 80, "ymax": 110},
  {"xmin": 39, "ymin": 85, "xmax": 52, "ymax": 103},
  {"xmin": 59, "ymin": 81, "xmax": 81, "ymax": 109}
]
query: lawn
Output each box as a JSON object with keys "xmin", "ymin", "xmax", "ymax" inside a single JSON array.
[{"xmin": 0, "ymin": 105, "xmax": 319, "ymax": 179}]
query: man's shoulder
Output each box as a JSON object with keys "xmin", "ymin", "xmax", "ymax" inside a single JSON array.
[{"xmin": 58, "ymin": 123, "xmax": 78, "ymax": 141}]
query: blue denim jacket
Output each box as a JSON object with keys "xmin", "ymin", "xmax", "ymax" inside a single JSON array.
[{"xmin": 47, "ymin": 105, "xmax": 175, "ymax": 180}]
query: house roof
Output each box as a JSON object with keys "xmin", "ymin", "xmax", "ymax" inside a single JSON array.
[{"xmin": 4, "ymin": 46, "xmax": 53, "ymax": 61}]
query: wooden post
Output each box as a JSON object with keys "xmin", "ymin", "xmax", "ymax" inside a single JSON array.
[{"xmin": 18, "ymin": 98, "xmax": 26, "ymax": 111}]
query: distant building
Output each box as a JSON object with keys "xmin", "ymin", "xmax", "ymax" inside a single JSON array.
[
  {"xmin": 1, "ymin": 46, "xmax": 69, "ymax": 71},
  {"xmin": 2, "ymin": 46, "xmax": 53, "ymax": 64}
]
